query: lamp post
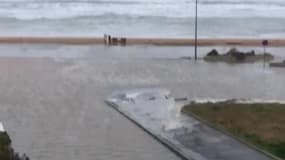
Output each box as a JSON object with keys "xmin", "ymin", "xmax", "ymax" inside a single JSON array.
[
  {"xmin": 262, "ymin": 40, "xmax": 268, "ymax": 68},
  {"xmin": 194, "ymin": 0, "xmax": 198, "ymax": 61}
]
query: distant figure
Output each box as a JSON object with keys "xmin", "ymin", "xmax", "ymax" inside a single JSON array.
[
  {"xmin": 103, "ymin": 34, "xmax": 112, "ymax": 45},
  {"xmin": 111, "ymin": 37, "xmax": 118, "ymax": 45},
  {"xmin": 104, "ymin": 34, "xmax": 108, "ymax": 44},
  {"xmin": 108, "ymin": 35, "xmax": 111, "ymax": 45},
  {"xmin": 121, "ymin": 38, "xmax": 127, "ymax": 46}
]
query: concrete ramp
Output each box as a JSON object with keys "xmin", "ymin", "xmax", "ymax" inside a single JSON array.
[{"xmin": 106, "ymin": 88, "xmax": 272, "ymax": 160}]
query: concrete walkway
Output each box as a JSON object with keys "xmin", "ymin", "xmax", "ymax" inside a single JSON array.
[{"xmin": 106, "ymin": 88, "xmax": 272, "ymax": 160}]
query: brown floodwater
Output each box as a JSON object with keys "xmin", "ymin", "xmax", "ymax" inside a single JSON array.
[{"xmin": 0, "ymin": 44, "xmax": 284, "ymax": 160}]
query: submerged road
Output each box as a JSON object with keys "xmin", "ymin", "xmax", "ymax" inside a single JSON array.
[{"xmin": 0, "ymin": 44, "xmax": 284, "ymax": 160}]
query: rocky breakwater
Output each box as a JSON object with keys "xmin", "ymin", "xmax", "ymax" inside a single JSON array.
[{"xmin": 204, "ymin": 48, "xmax": 274, "ymax": 63}]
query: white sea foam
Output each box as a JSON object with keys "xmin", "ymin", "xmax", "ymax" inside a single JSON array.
[
  {"xmin": 0, "ymin": 0, "xmax": 284, "ymax": 37},
  {"xmin": 0, "ymin": 122, "xmax": 4, "ymax": 132},
  {"xmin": 0, "ymin": 0, "xmax": 285, "ymax": 20}
]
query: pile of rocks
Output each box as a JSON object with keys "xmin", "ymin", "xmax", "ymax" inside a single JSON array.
[
  {"xmin": 205, "ymin": 48, "xmax": 273, "ymax": 63},
  {"xmin": 225, "ymin": 48, "xmax": 256, "ymax": 61}
]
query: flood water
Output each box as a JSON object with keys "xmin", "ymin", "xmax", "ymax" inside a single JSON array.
[{"xmin": 0, "ymin": 44, "xmax": 284, "ymax": 160}]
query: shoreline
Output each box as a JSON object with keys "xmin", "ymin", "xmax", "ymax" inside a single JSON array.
[{"xmin": 0, "ymin": 36, "xmax": 284, "ymax": 46}]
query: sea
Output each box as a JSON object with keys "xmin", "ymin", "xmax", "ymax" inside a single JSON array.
[{"xmin": 0, "ymin": 0, "xmax": 285, "ymax": 38}]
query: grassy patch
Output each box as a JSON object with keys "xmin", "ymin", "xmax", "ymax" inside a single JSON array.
[{"xmin": 182, "ymin": 102, "xmax": 285, "ymax": 159}]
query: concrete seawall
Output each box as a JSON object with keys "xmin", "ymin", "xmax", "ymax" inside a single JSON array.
[{"xmin": 0, "ymin": 36, "xmax": 285, "ymax": 46}]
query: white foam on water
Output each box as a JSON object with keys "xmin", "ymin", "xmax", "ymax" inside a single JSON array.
[
  {"xmin": 0, "ymin": 0, "xmax": 285, "ymax": 20},
  {"xmin": 0, "ymin": 122, "xmax": 5, "ymax": 132},
  {"xmin": 0, "ymin": 0, "xmax": 285, "ymax": 37}
]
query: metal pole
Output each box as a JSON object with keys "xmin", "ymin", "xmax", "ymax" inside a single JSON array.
[
  {"xmin": 262, "ymin": 40, "xmax": 268, "ymax": 68},
  {"xmin": 263, "ymin": 45, "xmax": 266, "ymax": 68},
  {"xmin": 194, "ymin": 0, "xmax": 198, "ymax": 60}
]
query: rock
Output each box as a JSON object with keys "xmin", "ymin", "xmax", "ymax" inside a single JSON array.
[
  {"xmin": 207, "ymin": 49, "xmax": 219, "ymax": 56},
  {"xmin": 226, "ymin": 48, "xmax": 238, "ymax": 56},
  {"xmin": 270, "ymin": 60, "xmax": 285, "ymax": 68},
  {"xmin": 204, "ymin": 48, "xmax": 274, "ymax": 63},
  {"xmin": 224, "ymin": 48, "xmax": 245, "ymax": 61},
  {"xmin": 234, "ymin": 52, "xmax": 246, "ymax": 61},
  {"xmin": 245, "ymin": 50, "xmax": 255, "ymax": 56}
]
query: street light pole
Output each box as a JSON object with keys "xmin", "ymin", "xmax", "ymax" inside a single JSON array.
[{"xmin": 194, "ymin": 0, "xmax": 198, "ymax": 61}]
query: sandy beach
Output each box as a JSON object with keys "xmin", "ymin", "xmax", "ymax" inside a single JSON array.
[{"xmin": 0, "ymin": 37, "xmax": 285, "ymax": 46}]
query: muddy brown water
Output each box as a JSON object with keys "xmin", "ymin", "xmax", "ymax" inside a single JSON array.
[{"xmin": 0, "ymin": 44, "xmax": 285, "ymax": 160}]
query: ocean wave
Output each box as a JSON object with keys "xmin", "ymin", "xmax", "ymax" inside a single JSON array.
[
  {"xmin": 0, "ymin": 0, "xmax": 184, "ymax": 5},
  {"xmin": 0, "ymin": 0, "xmax": 285, "ymax": 20},
  {"xmin": 199, "ymin": 0, "xmax": 285, "ymax": 6},
  {"xmin": 1, "ymin": 0, "xmax": 283, "ymax": 5},
  {"xmin": 0, "ymin": 13, "xmax": 284, "ymax": 23},
  {"xmin": 0, "ymin": 0, "xmax": 146, "ymax": 5},
  {"xmin": 0, "ymin": 13, "xmax": 188, "ymax": 21}
]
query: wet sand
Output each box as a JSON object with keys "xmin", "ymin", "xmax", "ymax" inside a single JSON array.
[
  {"xmin": 0, "ymin": 44, "xmax": 285, "ymax": 160},
  {"xmin": 0, "ymin": 37, "xmax": 285, "ymax": 46}
]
